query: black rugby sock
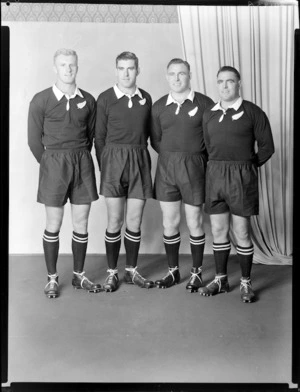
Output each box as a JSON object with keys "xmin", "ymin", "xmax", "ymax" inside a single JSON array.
[
  {"xmin": 72, "ymin": 232, "xmax": 88, "ymax": 273},
  {"xmin": 213, "ymin": 241, "xmax": 231, "ymax": 275},
  {"xmin": 163, "ymin": 233, "xmax": 181, "ymax": 268},
  {"xmin": 236, "ymin": 244, "xmax": 254, "ymax": 278},
  {"xmin": 43, "ymin": 230, "xmax": 59, "ymax": 275},
  {"xmin": 190, "ymin": 234, "xmax": 205, "ymax": 269},
  {"xmin": 124, "ymin": 228, "xmax": 141, "ymax": 268},
  {"xmin": 105, "ymin": 230, "xmax": 121, "ymax": 269}
]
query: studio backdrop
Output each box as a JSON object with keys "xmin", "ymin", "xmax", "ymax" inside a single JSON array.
[{"xmin": 2, "ymin": 2, "xmax": 298, "ymax": 264}]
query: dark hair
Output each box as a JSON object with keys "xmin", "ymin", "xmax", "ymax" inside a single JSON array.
[
  {"xmin": 217, "ymin": 66, "xmax": 240, "ymax": 80},
  {"xmin": 116, "ymin": 51, "xmax": 139, "ymax": 69},
  {"xmin": 167, "ymin": 58, "xmax": 190, "ymax": 72}
]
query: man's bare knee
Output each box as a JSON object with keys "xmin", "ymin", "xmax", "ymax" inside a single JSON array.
[
  {"xmin": 233, "ymin": 228, "xmax": 251, "ymax": 245},
  {"xmin": 45, "ymin": 206, "xmax": 64, "ymax": 232},
  {"xmin": 163, "ymin": 216, "xmax": 180, "ymax": 236},
  {"xmin": 186, "ymin": 218, "xmax": 201, "ymax": 233},
  {"xmin": 107, "ymin": 215, "xmax": 124, "ymax": 232},
  {"xmin": 71, "ymin": 204, "xmax": 91, "ymax": 234},
  {"xmin": 210, "ymin": 213, "xmax": 230, "ymax": 242},
  {"xmin": 73, "ymin": 218, "xmax": 89, "ymax": 234},
  {"xmin": 126, "ymin": 215, "xmax": 142, "ymax": 232}
]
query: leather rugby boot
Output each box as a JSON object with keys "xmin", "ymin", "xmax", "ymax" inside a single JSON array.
[
  {"xmin": 72, "ymin": 271, "xmax": 102, "ymax": 293},
  {"xmin": 240, "ymin": 278, "xmax": 256, "ymax": 303},
  {"xmin": 44, "ymin": 274, "xmax": 59, "ymax": 299},
  {"xmin": 123, "ymin": 267, "xmax": 154, "ymax": 288},
  {"xmin": 186, "ymin": 267, "xmax": 203, "ymax": 293},
  {"xmin": 104, "ymin": 269, "xmax": 119, "ymax": 292},
  {"xmin": 155, "ymin": 267, "xmax": 180, "ymax": 289},
  {"xmin": 199, "ymin": 274, "xmax": 229, "ymax": 296}
]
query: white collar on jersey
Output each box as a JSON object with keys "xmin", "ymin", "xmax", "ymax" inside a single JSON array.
[
  {"xmin": 166, "ymin": 90, "xmax": 195, "ymax": 115},
  {"xmin": 166, "ymin": 89, "xmax": 195, "ymax": 106},
  {"xmin": 113, "ymin": 84, "xmax": 143, "ymax": 100},
  {"xmin": 113, "ymin": 84, "xmax": 144, "ymax": 108},
  {"xmin": 211, "ymin": 97, "xmax": 243, "ymax": 123},
  {"xmin": 211, "ymin": 96, "xmax": 243, "ymax": 113},
  {"xmin": 52, "ymin": 84, "xmax": 83, "ymax": 101}
]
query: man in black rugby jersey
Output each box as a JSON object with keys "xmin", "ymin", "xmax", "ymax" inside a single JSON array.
[
  {"xmin": 95, "ymin": 52, "xmax": 154, "ymax": 292},
  {"xmin": 151, "ymin": 58, "xmax": 214, "ymax": 291},
  {"xmin": 28, "ymin": 48, "xmax": 101, "ymax": 299},
  {"xmin": 199, "ymin": 66, "xmax": 275, "ymax": 303}
]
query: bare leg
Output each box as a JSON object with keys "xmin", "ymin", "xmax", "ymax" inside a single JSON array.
[
  {"xmin": 125, "ymin": 198, "xmax": 146, "ymax": 232},
  {"xmin": 105, "ymin": 197, "xmax": 126, "ymax": 233},
  {"xmin": 184, "ymin": 203, "xmax": 204, "ymax": 237},
  {"xmin": 71, "ymin": 203, "xmax": 91, "ymax": 234},
  {"xmin": 45, "ymin": 206, "xmax": 64, "ymax": 233},
  {"xmin": 160, "ymin": 200, "xmax": 181, "ymax": 237}
]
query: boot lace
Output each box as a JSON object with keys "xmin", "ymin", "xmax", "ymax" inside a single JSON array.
[
  {"xmin": 240, "ymin": 279, "xmax": 252, "ymax": 292},
  {"xmin": 45, "ymin": 274, "xmax": 58, "ymax": 290},
  {"xmin": 162, "ymin": 267, "xmax": 178, "ymax": 282},
  {"xmin": 131, "ymin": 267, "xmax": 146, "ymax": 283},
  {"xmin": 74, "ymin": 271, "xmax": 93, "ymax": 288},
  {"xmin": 190, "ymin": 269, "xmax": 202, "ymax": 284},
  {"xmin": 106, "ymin": 269, "xmax": 118, "ymax": 284},
  {"xmin": 207, "ymin": 275, "xmax": 226, "ymax": 290}
]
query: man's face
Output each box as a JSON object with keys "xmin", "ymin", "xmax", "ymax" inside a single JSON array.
[
  {"xmin": 217, "ymin": 71, "xmax": 241, "ymax": 103},
  {"xmin": 116, "ymin": 59, "xmax": 139, "ymax": 91},
  {"xmin": 53, "ymin": 54, "xmax": 78, "ymax": 85},
  {"xmin": 166, "ymin": 63, "xmax": 191, "ymax": 94}
]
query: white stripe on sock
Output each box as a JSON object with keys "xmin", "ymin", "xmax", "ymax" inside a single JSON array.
[
  {"xmin": 164, "ymin": 236, "xmax": 181, "ymax": 245},
  {"xmin": 73, "ymin": 234, "xmax": 88, "ymax": 243},
  {"xmin": 236, "ymin": 246, "xmax": 254, "ymax": 255},
  {"xmin": 213, "ymin": 243, "xmax": 231, "ymax": 252},
  {"xmin": 43, "ymin": 234, "xmax": 59, "ymax": 242},
  {"xmin": 190, "ymin": 238, "xmax": 205, "ymax": 245},
  {"xmin": 125, "ymin": 232, "xmax": 141, "ymax": 242},
  {"xmin": 105, "ymin": 234, "xmax": 121, "ymax": 243}
]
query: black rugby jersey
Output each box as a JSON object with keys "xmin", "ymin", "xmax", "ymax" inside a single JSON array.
[
  {"xmin": 95, "ymin": 86, "xmax": 152, "ymax": 170},
  {"xmin": 28, "ymin": 86, "xmax": 96, "ymax": 163},
  {"xmin": 151, "ymin": 91, "xmax": 214, "ymax": 154},
  {"xmin": 203, "ymin": 99, "xmax": 275, "ymax": 166}
]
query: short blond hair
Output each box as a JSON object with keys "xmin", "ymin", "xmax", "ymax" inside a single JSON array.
[{"xmin": 53, "ymin": 48, "xmax": 78, "ymax": 64}]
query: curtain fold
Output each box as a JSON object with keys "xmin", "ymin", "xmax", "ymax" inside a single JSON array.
[{"xmin": 178, "ymin": 5, "xmax": 299, "ymax": 265}]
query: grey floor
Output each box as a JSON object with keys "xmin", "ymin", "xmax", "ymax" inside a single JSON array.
[{"xmin": 6, "ymin": 254, "xmax": 292, "ymax": 386}]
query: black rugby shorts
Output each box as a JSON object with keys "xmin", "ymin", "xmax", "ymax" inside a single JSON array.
[
  {"xmin": 37, "ymin": 148, "xmax": 98, "ymax": 206},
  {"xmin": 204, "ymin": 160, "xmax": 259, "ymax": 216},
  {"xmin": 100, "ymin": 143, "xmax": 153, "ymax": 199},
  {"xmin": 154, "ymin": 151, "xmax": 206, "ymax": 206}
]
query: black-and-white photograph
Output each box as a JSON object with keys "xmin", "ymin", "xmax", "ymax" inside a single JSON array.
[{"xmin": 1, "ymin": 1, "xmax": 299, "ymax": 391}]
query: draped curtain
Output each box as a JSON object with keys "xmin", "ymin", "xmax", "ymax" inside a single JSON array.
[{"xmin": 178, "ymin": 5, "xmax": 299, "ymax": 265}]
